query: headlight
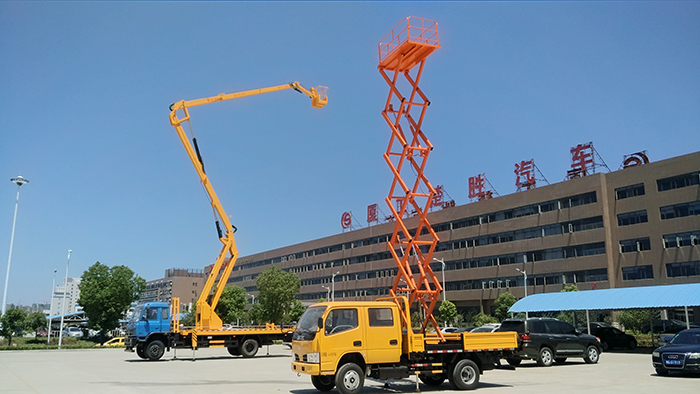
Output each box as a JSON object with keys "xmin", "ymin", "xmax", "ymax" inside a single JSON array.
[
  {"xmin": 688, "ymin": 352, "xmax": 700, "ymax": 359},
  {"xmin": 306, "ymin": 352, "xmax": 320, "ymax": 363},
  {"xmin": 652, "ymin": 351, "xmax": 659, "ymax": 358}
]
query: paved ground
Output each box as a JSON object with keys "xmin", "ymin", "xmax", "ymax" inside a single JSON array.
[{"xmin": 1, "ymin": 346, "xmax": 698, "ymax": 394}]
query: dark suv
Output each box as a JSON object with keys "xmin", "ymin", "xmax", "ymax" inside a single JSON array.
[{"xmin": 496, "ymin": 318, "xmax": 602, "ymax": 367}]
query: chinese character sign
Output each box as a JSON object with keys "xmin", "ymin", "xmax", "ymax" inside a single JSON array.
[
  {"xmin": 367, "ymin": 204, "xmax": 378, "ymax": 223},
  {"xmin": 570, "ymin": 143, "xmax": 593, "ymax": 173},
  {"xmin": 468, "ymin": 174, "xmax": 486, "ymax": 199},
  {"xmin": 432, "ymin": 185, "xmax": 444, "ymax": 207},
  {"xmin": 341, "ymin": 212, "xmax": 352, "ymax": 229},
  {"xmin": 514, "ymin": 159, "xmax": 536, "ymax": 188}
]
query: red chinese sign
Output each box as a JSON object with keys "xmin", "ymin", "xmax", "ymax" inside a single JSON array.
[
  {"xmin": 570, "ymin": 143, "xmax": 593, "ymax": 174},
  {"xmin": 468, "ymin": 174, "xmax": 486, "ymax": 199},
  {"xmin": 514, "ymin": 159, "xmax": 536, "ymax": 189},
  {"xmin": 367, "ymin": 204, "xmax": 378, "ymax": 223},
  {"xmin": 341, "ymin": 212, "xmax": 352, "ymax": 229},
  {"xmin": 432, "ymin": 185, "xmax": 444, "ymax": 207}
]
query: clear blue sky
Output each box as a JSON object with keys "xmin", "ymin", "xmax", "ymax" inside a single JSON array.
[{"xmin": 1, "ymin": 2, "xmax": 698, "ymax": 306}]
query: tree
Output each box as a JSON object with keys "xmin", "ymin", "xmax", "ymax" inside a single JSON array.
[
  {"xmin": 472, "ymin": 312, "xmax": 498, "ymax": 327},
  {"xmin": 181, "ymin": 303, "xmax": 197, "ymax": 327},
  {"xmin": 288, "ymin": 299, "xmax": 306, "ymax": 323},
  {"xmin": 0, "ymin": 308, "xmax": 27, "ymax": 345},
  {"xmin": 256, "ymin": 266, "xmax": 300, "ymax": 325},
  {"xmin": 438, "ymin": 300, "xmax": 458, "ymax": 326},
  {"xmin": 26, "ymin": 312, "xmax": 47, "ymax": 339},
  {"xmin": 215, "ymin": 285, "xmax": 247, "ymax": 324},
  {"xmin": 493, "ymin": 292, "xmax": 517, "ymax": 321},
  {"xmin": 78, "ymin": 262, "xmax": 145, "ymax": 337},
  {"xmin": 562, "ymin": 284, "xmax": 579, "ymax": 292},
  {"xmin": 617, "ymin": 309, "xmax": 661, "ymax": 333}
]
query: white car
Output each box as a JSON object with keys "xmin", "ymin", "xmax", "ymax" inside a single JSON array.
[
  {"xmin": 470, "ymin": 323, "xmax": 501, "ymax": 333},
  {"xmin": 62, "ymin": 327, "xmax": 83, "ymax": 338}
]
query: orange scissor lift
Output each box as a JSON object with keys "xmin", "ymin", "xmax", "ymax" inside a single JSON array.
[{"xmin": 378, "ymin": 17, "xmax": 445, "ymax": 340}]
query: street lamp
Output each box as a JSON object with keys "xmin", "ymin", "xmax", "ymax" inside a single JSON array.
[
  {"xmin": 516, "ymin": 268, "xmax": 528, "ymax": 319},
  {"xmin": 47, "ymin": 269, "xmax": 57, "ymax": 344},
  {"xmin": 321, "ymin": 285, "xmax": 330, "ymax": 301},
  {"xmin": 2, "ymin": 176, "xmax": 29, "ymax": 316},
  {"xmin": 432, "ymin": 258, "xmax": 446, "ymax": 301},
  {"xmin": 58, "ymin": 250, "xmax": 71, "ymax": 350},
  {"xmin": 331, "ymin": 271, "xmax": 339, "ymax": 302},
  {"xmin": 247, "ymin": 293, "xmax": 255, "ymax": 304}
]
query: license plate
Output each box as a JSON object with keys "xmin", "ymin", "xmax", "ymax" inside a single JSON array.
[{"xmin": 665, "ymin": 360, "xmax": 681, "ymax": 366}]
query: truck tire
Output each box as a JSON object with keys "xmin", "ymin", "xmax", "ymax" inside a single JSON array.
[
  {"xmin": 240, "ymin": 338, "xmax": 259, "ymax": 358},
  {"xmin": 227, "ymin": 347, "xmax": 241, "ymax": 356},
  {"xmin": 311, "ymin": 375, "xmax": 335, "ymax": 391},
  {"xmin": 583, "ymin": 345, "xmax": 600, "ymax": 364},
  {"xmin": 448, "ymin": 359, "xmax": 480, "ymax": 390},
  {"xmin": 136, "ymin": 344, "xmax": 147, "ymax": 359},
  {"xmin": 146, "ymin": 340, "xmax": 165, "ymax": 361},
  {"xmin": 419, "ymin": 373, "xmax": 445, "ymax": 386},
  {"xmin": 335, "ymin": 362, "xmax": 364, "ymax": 394},
  {"xmin": 536, "ymin": 347, "xmax": 553, "ymax": 367}
]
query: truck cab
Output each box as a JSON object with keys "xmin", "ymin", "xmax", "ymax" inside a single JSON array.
[{"xmin": 125, "ymin": 302, "xmax": 171, "ymax": 360}]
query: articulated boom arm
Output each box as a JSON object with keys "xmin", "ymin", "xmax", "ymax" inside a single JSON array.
[{"xmin": 168, "ymin": 82, "xmax": 327, "ymax": 330}]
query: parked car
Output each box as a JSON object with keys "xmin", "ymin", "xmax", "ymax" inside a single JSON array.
[
  {"xmin": 652, "ymin": 328, "xmax": 700, "ymax": 376},
  {"xmin": 496, "ymin": 318, "xmax": 602, "ymax": 367},
  {"xmin": 62, "ymin": 327, "xmax": 83, "ymax": 338},
  {"xmin": 96, "ymin": 337, "xmax": 125, "ymax": 347},
  {"xmin": 441, "ymin": 326, "xmax": 472, "ymax": 333},
  {"xmin": 470, "ymin": 323, "xmax": 501, "ymax": 333},
  {"xmin": 577, "ymin": 322, "xmax": 611, "ymax": 334},
  {"xmin": 642, "ymin": 319, "xmax": 700, "ymax": 334},
  {"xmin": 593, "ymin": 327, "xmax": 637, "ymax": 351}
]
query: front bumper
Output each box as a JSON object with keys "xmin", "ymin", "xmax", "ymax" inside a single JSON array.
[{"xmin": 292, "ymin": 361, "xmax": 321, "ymax": 375}]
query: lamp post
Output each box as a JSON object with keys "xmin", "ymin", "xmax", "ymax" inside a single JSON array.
[
  {"xmin": 516, "ymin": 268, "xmax": 528, "ymax": 319},
  {"xmin": 246, "ymin": 293, "xmax": 255, "ymax": 304},
  {"xmin": 321, "ymin": 285, "xmax": 330, "ymax": 301},
  {"xmin": 2, "ymin": 176, "xmax": 29, "ymax": 316},
  {"xmin": 58, "ymin": 250, "xmax": 71, "ymax": 350},
  {"xmin": 331, "ymin": 271, "xmax": 339, "ymax": 302},
  {"xmin": 432, "ymin": 258, "xmax": 446, "ymax": 301},
  {"xmin": 47, "ymin": 269, "xmax": 57, "ymax": 344}
]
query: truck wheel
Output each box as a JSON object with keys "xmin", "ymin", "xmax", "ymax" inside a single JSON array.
[
  {"xmin": 583, "ymin": 345, "xmax": 600, "ymax": 364},
  {"xmin": 240, "ymin": 338, "xmax": 259, "ymax": 358},
  {"xmin": 227, "ymin": 347, "xmax": 241, "ymax": 356},
  {"xmin": 146, "ymin": 340, "xmax": 165, "ymax": 361},
  {"xmin": 536, "ymin": 347, "xmax": 553, "ymax": 367},
  {"xmin": 506, "ymin": 358, "xmax": 521, "ymax": 367},
  {"xmin": 335, "ymin": 362, "xmax": 364, "ymax": 394},
  {"xmin": 419, "ymin": 373, "xmax": 445, "ymax": 386},
  {"xmin": 448, "ymin": 359, "xmax": 480, "ymax": 390},
  {"xmin": 311, "ymin": 375, "xmax": 335, "ymax": 391},
  {"xmin": 136, "ymin": 344, "xmax": 147, "ymax": 359}
]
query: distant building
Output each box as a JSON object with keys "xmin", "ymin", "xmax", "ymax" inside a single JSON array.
[
  {"xmin": 50, "ymin": 277, "xmax": 82, "ymax": 316},
  {"xmin": 139, "ymin": 268, "xmax": 205, "ymax": 313}
]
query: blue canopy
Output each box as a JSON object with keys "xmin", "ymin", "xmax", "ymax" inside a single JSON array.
[{"xmin": 509, "ymin": 283, "xmax": 700, "ymax": 313}]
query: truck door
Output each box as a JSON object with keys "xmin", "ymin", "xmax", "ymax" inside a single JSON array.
[
  {"xmin": 145, "ymin": 307, "xmax": 162, "ymax": 334},
  {"xmin": 364, "ymin": 307, "xmax": 401, "ymax": 364},
  {"xmin": 320, "ymin": 308, "xmax": 362, "ymax": 372}
]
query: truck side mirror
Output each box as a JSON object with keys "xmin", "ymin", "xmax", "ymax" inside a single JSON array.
[{"xmin": 318, "ymin": 317, "xmax": 324, "ymax": 330}]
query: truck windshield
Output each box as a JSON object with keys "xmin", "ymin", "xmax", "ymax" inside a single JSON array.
[
  {"xmin": 293, "ymin": 306, "xmax": 327, "ymax": 341},
  {"xmin": 129, "ymin": 306, "xmax": 144, "ymax": 323}
]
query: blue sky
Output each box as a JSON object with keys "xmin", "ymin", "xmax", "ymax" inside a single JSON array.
[{"xmin": 1, "ymin": 2, "xmax": 698, "ymax": 306}]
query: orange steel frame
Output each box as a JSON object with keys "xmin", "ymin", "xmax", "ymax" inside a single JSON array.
[{"xmin": 378, "ymin": 17, "xmax": 443, "ymax": 338}]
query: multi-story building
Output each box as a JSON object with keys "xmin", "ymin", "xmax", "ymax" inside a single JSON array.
[
  {"xmin": 139, "ymin": 268, "xmax": 205, "ymax": 313},
  {"xmin": 227, "ymin": 151, "xmax": 700, "ymax": 321},
  {"xmin": 49, "ymin": 277, "xmax": 82, "ymax": 316}
]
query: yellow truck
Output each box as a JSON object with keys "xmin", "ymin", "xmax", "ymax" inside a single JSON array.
[{"xmin": 291, "ymin": 297, "xmax": 518, "ymax": 393}]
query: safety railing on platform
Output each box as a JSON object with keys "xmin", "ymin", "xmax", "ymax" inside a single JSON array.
[{"xmin": 378, "ymin": 16, "xmax": 439, "ymax": 63}]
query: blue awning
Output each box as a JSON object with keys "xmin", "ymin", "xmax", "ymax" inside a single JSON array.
[{"xmin": 509, "ymin": 283, "xmax": 700, "ymax": 313}]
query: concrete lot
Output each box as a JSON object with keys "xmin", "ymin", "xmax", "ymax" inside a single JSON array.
[{"xmin": 0, "ymin": 346, "xmax": 698, "ymax": 394}]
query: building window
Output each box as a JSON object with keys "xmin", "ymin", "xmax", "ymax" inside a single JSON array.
[
  {"xmin": 663, "ymin": 231, "xmax": 700, "ymax": 248},
  {"xmin": 615, "ymin": 183, "xmax": 645, "ymax": 200},
  {"xmin": 657, "ymin": 171, "xmax": 700, "ymax": 192},
  {"xmin": 622, "ymin": 265, "xmax": 653, "ymax": 280},
  {"xmin": 619, "ymin": 237, "xmax": 651, "ymax": 253},
  {"xmin": 660, "ymin": 201, "xmax": 700, "ymax": 220},
  {"xmin": 666, "ymin": 261, "xmax": 700, "ymax": 278},
  {"xmin": 617, "ymin": 210, "xmax": 648, "ymax": 226}
]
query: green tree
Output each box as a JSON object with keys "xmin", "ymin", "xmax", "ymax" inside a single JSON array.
[
  {"xmin": 181, "ymin": 303, "xmax": 196, "ymax": 327},
  {"xmin": 411, "ymin": 311, "xmax": 424, "ymax": 328},
  {"xmin": 562, "ymin": 284, "xmax": 579, "ymax": 292},
  {"xmin": 617, "ymin": 309, "xmax": 661, "ymax": 333},
  {"xmin": 78, "ymin": 262, "xmax": 145, "ymax": 337},
  {"xmin": 472, "ymin": 312, "xmax": 498, "ymax": 327},
  {"xmin": 256, "ymin": 266, "xmax": 300, "ymax": 325},
  {"xmin": 438, "ymin": 300, "xmax": 458, "ymax": 326},
  {"xmin": 248, "ymin": 303, "xmax": 263, "ymax": 325},
  {"xmin": 493, "ymin": 292, "xmax": 517, "ymax": 321},
  {"xmin": 0, "ymin": 308, "xmax": 28, "ymax": 345},
  {"xmin": 288, "ymin": 299, "xmax": 306, "ymax": 323},
  {"xmin": 25, "ymin": 312, "xmax": 47, "ymax": 339},
  {"xmin": 215, "ymin": 285, "xmax": 247, "ymax": 324}
]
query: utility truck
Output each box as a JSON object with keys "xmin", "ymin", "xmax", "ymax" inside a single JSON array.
[
  {"xmin": 125, "ymin": 81, "xmax": 327, "ymax": 360},
  {"xmin": 292, "ymin": 17, "xmax": 518, "ymax": 392}
]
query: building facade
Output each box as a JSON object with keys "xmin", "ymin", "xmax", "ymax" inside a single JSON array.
[
  {"xmin": 227, "ymin": 151, "xmax": 700, "ymax": 321},
  {"xmin": 49, "ymin": 277, "xmax": 82, "ymax": 317},
  {"xmin": 139, "ymin": 268, "xmax": 205, "ymax": 313}
]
